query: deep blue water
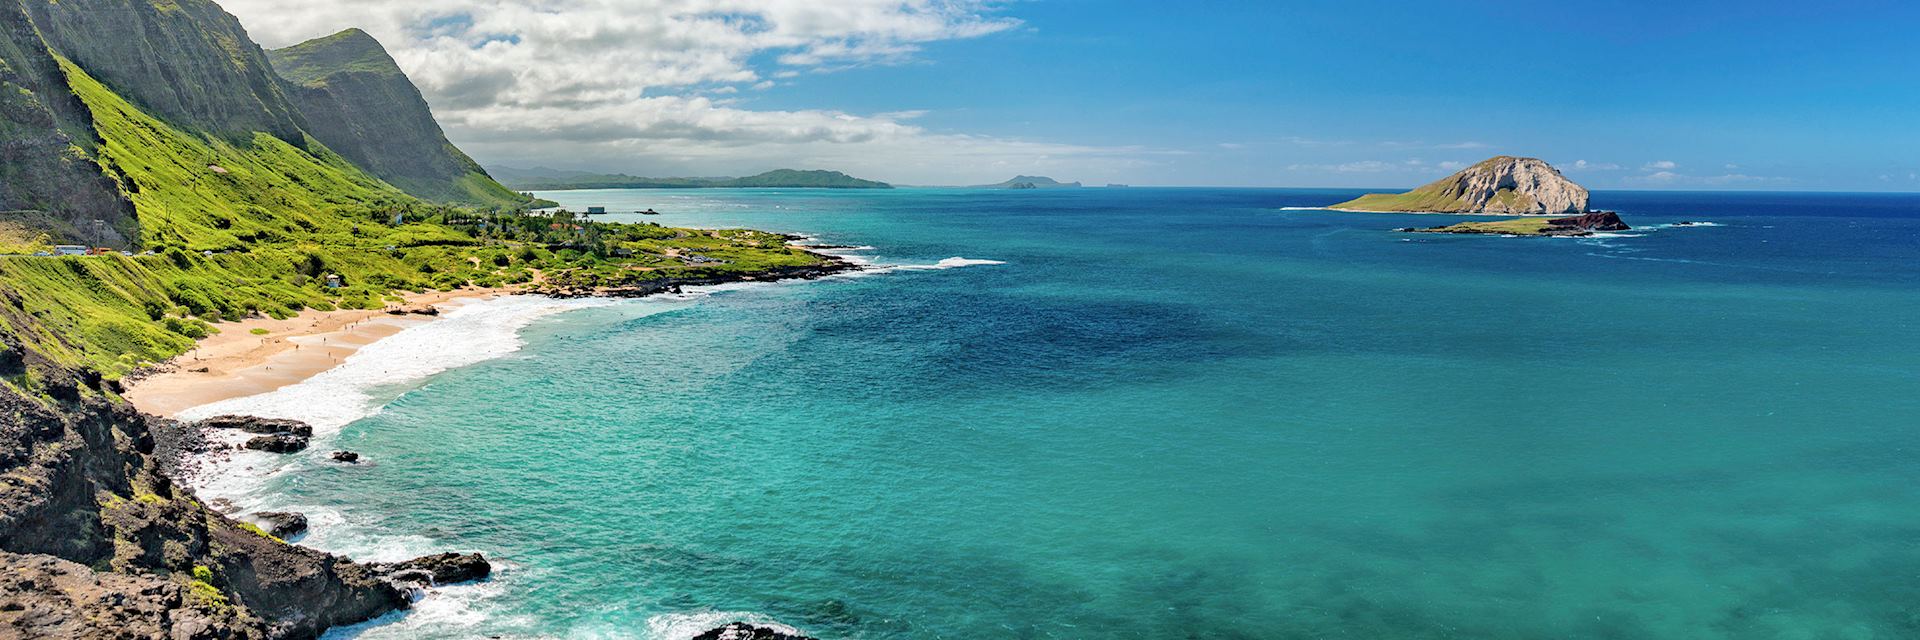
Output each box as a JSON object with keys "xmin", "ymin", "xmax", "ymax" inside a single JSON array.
[{"xmin": 247, "ymin": 188, "xmax": 1919, "ymax": 639}]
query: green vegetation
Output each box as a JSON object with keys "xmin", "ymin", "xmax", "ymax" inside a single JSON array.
[
  {"xmin": 497, "ymin": 168, "xmax": 893, "ymax": 191},
  {"xmin": 186, "ymin": 565, "xmax": 231, "ymax": 611},
  {"xmin": 235, "ymin": 521, "xmax": 282, "ymax": 543},
  {"xmin": 267, "ymin": 28, "xmax": 530, "ymax": 208},
  {"xmin": 1333, "ymin": 188, "xmax": 1538, "ymax": 213},
  {"xmin": 0, "ymin": 15, "xmax": 833, "ymax": 384}
]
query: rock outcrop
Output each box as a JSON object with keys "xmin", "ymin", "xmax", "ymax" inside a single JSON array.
[
  {"xmin": 1330, "ymin": 156, "xmax": 1590, "ymax": 214},
  {"xmin": 247, "ymin": 512, "xmax": 309, "ymax": 539},
  {"xmin": 243, "ymin": 434, "xmax": 311, "ymax": 453},
  {"xmin": 0, "ymin": 552, "xmax": 265, "ymax": 638},
  {"xmin": 368, "ymin": 552, "xmax": 492, "ymax": 587},
  {"xmin": 1401, "ymin": 211, "xmax": 1631, "ymax": 237},
  {"xmin": 0, "ymin": 375, "xmax": 409, "ymax": 639},
  {"xmin": 692, "ymin": 622, "xmax": 820, "ymax": 640},
  {"xmin": 199, "ymin": 415, "xmax": 313, "ymax": 437}
]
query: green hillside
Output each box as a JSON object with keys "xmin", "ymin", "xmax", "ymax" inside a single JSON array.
[
  {"xmin": 269, "ymin": 29, "xmax": 529, "ymax": 208},
  {"xmin": 0, "ymin": 0, "xmax": 835, "ymax": 380}
]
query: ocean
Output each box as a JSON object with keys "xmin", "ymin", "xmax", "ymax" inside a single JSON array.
[{"xmin": 181, "ymin": 187, "xmax": 1920, "ymax": 639}]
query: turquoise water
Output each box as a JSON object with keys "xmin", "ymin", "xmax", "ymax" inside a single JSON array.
[{"xmin": 251, "ymin": 188, "xmax": 1918, "ymax": 638}]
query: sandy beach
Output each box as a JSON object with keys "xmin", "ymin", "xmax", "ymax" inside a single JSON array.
[{"xmin": 123, "ymin": 287, "xmax": 518, "ymax": 418}]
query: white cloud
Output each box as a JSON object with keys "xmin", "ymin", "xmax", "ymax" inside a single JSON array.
[
  {"xmin": 1288, "ymin": 160, "xmax": 1396, "ymax": 173},
  {"xmin": 1624, "ymin": 171, "xmax": 1787, "ymax": 187},
  {"xmin": 1571, "ymin": 159, "xmax": 1621, "ymax": 170},
  {"xmin": 1643, "ymin": 160, "xmax": 1678, "ymax": 170},
  {"xmin": 215, "ymin": 0, "xmax": 1143, "ymax": 184}
]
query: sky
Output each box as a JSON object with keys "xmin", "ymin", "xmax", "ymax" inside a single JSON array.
[{"xmin": 222, "ymin": 0, "xmax": 1920, "ymax": 190}]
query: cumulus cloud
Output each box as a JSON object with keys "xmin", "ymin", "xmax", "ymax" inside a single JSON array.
[
  {"xmin": 1571, "ymin": 159, "xmax": 1621, "ymax": 170},
  {"xmin": 215, "ymin": 0, "xmax": 1153, "ymax": 183},
  {"xmin": 1643, "ymin": 160, "xmax": 1678, "ymax": 170}
]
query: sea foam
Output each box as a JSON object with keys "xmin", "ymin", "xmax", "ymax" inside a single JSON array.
[{"xmin": 177, "ymin": 295, "xmax": 613, "ymax": 506}]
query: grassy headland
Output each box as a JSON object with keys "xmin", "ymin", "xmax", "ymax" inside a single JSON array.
[{"xmin": 0, "ymin": 59, "xmax": 839, "ymax": 384}]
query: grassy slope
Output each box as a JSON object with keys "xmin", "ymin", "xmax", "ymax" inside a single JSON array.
[
  {"xmin": 0, "ymin": 58, "xmax": 830, "ymax": 380},
  {"xmin": 1330, "ymin": 156, "xmax": 1544, "ymax": 213},
  {"xmin": 267, "ymin": 29, "xmax": 528, "ymax": 208}
]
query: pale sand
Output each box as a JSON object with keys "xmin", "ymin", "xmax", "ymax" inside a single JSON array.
[{"xmin": 123, "ymin": 287, "xmax": 518, "ymax": 418}]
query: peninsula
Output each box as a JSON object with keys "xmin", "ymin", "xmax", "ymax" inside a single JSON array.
[{"xmin": 1329, "ymin": 156, "xmax": 1590, "ymax": 215}]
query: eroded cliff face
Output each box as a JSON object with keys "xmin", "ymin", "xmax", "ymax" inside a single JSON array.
[
  {"xmin": 1330, "ymin": 156, "xmax": 1591, "ymax": 215},
  {"xmin": 0, "ymin": 361, "xmax": 407, "ymax": 639},
  {"xmin": 268, "ymin": 29, "xmax": 527, "ymax": 208},
  {"xmin": 24, "ymin": 0, "xmax": 308, "ymax": 145},
  {"xmin": 0, "ymin": 0, "xmax": 136, "ymax": 246}
]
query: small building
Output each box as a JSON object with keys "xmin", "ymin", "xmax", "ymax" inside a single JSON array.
[
  {"xmin": 585, "ymin": 206, "xmax": 607, "ymax": 215},
  {"xmin": 323, "ymin": 274, "xmax": 344, "ymax": 289},
  {"xmin": 52, "ymin": 245, "xmax": 86, "ymax": 256}
]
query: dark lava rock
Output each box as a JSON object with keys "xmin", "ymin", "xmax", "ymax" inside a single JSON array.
[
  {"xmin": 330, "ymin": 450, "xmax": 362, "ymax": 463},
  {"xmin": 693, "ymin": 622, "xmax": 819, "ymax": 640},
  {"xmin": 1548, "ymin": 211, "xmax": 1630, "ymax": 232},
  {"xmin": 370, "ymin": 553, "xmax": 492, "ymax": 586},
  {"xmin": 243, "ymin": 434, "xmax": 309, "ymax": 453},
  {"xmin": 198, "ymin": 414, "xmax": 313, "ymax": 436},
  {"xmin": 249, "ymin": 511, "xmax": 308, "ymax": 539}
]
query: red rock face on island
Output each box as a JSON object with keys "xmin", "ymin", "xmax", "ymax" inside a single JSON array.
[{"xmin": 1330, "ymin": 156, "xmax": 1591, "ymax": 214}]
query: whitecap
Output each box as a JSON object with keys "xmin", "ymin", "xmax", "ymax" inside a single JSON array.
[{"xmin": 644, "ymin": 611, "xmax": 808, "ymax": 640}]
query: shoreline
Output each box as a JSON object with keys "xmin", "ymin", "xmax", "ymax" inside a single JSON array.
[
  {"xmin": 122, "ymin": 287, "xmax": 521, "ymax": 418},
  {"xmin": 123, "ymin": 246, "xmax": 858, "ymax": 419}
]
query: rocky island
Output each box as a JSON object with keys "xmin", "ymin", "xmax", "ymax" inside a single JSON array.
[
  {"xmin": 1400, "ymin": 211, "xmax": 1631, "ymax": 237},
  {"xmin": 1330, "ymin": 156, "xmax": 1590, "ymax": 215}
]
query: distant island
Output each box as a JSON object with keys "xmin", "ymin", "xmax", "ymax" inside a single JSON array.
[
  {"xmin": 1400, "ymin": 211, "xmax": 1630, "ymax": 237},
  {"xmin": 495, "ymin": 168, "xmax": 893, "ymax": 190},
  {"xmin": 1329, "ymin": 156, "xmax": 1589, "ymax": 215},
  {"xmin": 972, "ymin": 175, "xmax": 1083, "ymax": 189}
]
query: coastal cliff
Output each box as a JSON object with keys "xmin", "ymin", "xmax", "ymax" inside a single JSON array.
[
  {"xmin": 268, "ymin": 29, "xmax": 529, "ymax": 208},
  {"xmin": 0, "ymin": 358, "xmax": 409, "ymax": 638},
  {"xmin": 1330, "ymin": 156, "xmax": 1590, "ymax": 214}
]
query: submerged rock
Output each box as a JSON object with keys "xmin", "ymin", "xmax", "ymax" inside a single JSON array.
[
  {"xmin": 198, "ymin": 414, "xmax": 313, "ymax": 437},
  {"xmin": 370, "ymin": 552, "xmax": 492, "ymax": 586},
  {"xmin": 249, "ymin": 511, "xmax": 309, "ymax": 539},
  {"xmin": 692, "ymin": 622, "xmax": 819, "ymax": 640},
  {"xmin": 242, "ymin": 434, "xmax": 310, "ymax": 453},
  {"xmin": 330, "ymin": 450, "xmax": 362, "ymax": 464}
]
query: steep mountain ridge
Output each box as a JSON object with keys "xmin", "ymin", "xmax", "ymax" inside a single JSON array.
[
  {"xmin": 269, "ymin": 29, "xmax": 527, "ymax": 208},
  {"xmin": 0, "ymin": 0, "xmax": 136, "ymax": 245},
  {"xmin": 1330, "ymin": 156, "xmax": 1590, "ymax": 214},
  {"xmin": 24, "ymin": 0, "xmax": 308, "ymax": 145}
]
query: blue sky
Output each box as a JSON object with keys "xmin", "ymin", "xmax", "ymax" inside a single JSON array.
[{"xmin": 236, "ymin": 0, "xmax": 1920, "ymax": 190}]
